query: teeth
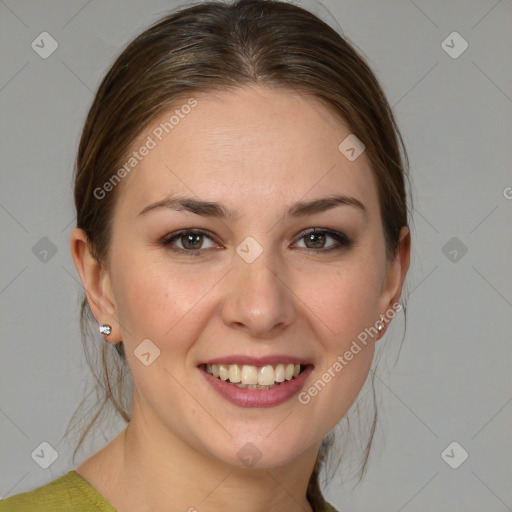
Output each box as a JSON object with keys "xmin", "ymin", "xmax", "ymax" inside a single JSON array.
[
  {"xmin": 229, "ymin": 364, "xmax": 241, "ymax": 383},
  {"xmin": 219, "ymin": 364, "xmax": 229, "ymax": 381},
  {"xmin": 205, "ymin": 362, "xmax": 305, "ymax": 386},
  {"xmin": 234, "ymin": 382, "xmax": 277, "ymax": 390},
  {"xmin": 258, "ymin": 365, "xmax": 275, "ymax": 386},
  {"xmin": 241, "ymin": 365, "xmax": 258, "ymax": 385},
  {"xmin": 275, "ymin": 364, "xmax": 285, "ymax": 382}
]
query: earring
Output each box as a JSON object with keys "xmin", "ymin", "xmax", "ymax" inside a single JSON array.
[
  {"xmin": 377, "ymin": 315, "xmax": 385, "ymax": 332},
  {"xmin": 99, "ymin": 324, "xmax": 112, "ymax": 336}
]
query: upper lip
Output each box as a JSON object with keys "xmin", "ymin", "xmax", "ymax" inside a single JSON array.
[{"xmin": 198, "ymin": 355, "xmax": 313, "ymax": 367}]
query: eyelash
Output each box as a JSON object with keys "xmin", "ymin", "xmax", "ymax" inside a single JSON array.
[{"xmin": 160, "ymin": 228, "xmax": 352, "ymax": 256}]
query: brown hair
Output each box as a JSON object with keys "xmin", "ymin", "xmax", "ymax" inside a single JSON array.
[{"xmin": 67, "ymin": 1, "xmax": 410, "ymax": 509}]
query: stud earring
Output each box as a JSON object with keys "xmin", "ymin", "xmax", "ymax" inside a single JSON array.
[
  {"xmin": 99, "ymin": 324, "xmax": 112, "ymax": 336},
  {"xmin": 377, "ymin": 315, "xmax": 385, "ymax": 332}
]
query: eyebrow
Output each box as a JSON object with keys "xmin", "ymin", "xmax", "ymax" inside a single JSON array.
[{"xmin": 138, "ymin": 194, "xmax": 367, "ymax": 219}]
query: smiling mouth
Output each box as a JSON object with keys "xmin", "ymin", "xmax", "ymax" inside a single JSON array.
[{"xmin": 200, "ymin": 363, "xmax": 308, "ymax": 390}]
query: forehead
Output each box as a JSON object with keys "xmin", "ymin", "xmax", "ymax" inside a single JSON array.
[{"xmin": 114, "ymin": 86, "xmax": 378, "ymax": 219}]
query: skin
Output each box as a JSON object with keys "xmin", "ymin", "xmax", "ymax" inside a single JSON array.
[{"xmin": 71, "ymin": 86, "xmax": 410, "ymax": 512}]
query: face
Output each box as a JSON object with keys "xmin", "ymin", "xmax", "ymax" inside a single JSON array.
[{"xmin": 84, "ymin": 86, "xmax": 407, "ymax": 469}]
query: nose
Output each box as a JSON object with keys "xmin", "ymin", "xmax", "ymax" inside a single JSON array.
[{"xmin": 220, "ymin": 244, "xmax": 297, "ymax": 339}]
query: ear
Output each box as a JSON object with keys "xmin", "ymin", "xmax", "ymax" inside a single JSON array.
[
  {"xmin": 70, "ymin": 227, "xmax": 120, "ymax": 343},
  {"xmin": 376, "ymin": 226, "xmax": 411, "ymax": 338}
]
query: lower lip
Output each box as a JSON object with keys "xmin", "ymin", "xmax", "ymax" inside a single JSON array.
[{"xmin": 199, "ymin": 366, "xmax": 314, "ymax": 408}]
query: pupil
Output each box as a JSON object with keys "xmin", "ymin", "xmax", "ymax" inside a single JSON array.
[
  {"xmin": 183, "ymin": 233, "xmax": 202, "ymax": 249},
  {"xmin": 306, "ymin": 232, "xmax": 325, "ymax": 249}
]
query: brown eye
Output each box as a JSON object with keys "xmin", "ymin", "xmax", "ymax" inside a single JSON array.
[
  {"xmin": 304, "ymin": 231, "xmax": 327, "ymax": 249},
  {"xmin": 294, "ymin": 229, "xmax": 352, "ymax": 252},
  {"xmin": 161, "ymin": 229, "xmax": 219, "ymax": 254},
  {"xmin": 181, "ymin": 232, "xmax": 203, "ymax": 250}
]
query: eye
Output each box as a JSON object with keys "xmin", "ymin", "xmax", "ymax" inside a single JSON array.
[
  {"xmin": 293, "ymin": 228, "xmax": 352, "ymax": 252},
  {"xmin": 161, "ymin": 229, "xmax": 220, "ymax": 255},
  {"xmin": 161, "ymin": 228, "xmax": 352, "ymax": 256}
]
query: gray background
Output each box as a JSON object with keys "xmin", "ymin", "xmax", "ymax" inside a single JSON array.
[{"xmin": 1, "ymin": 0, "xmax": 511, "ymax": 511}]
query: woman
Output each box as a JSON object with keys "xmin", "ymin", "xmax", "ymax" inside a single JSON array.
[{"xmin": 0, "ymin": 0, "xmax": 410, "ymax": 510}]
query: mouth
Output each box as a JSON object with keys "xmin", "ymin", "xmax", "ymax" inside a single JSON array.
[{"xmin": 199, "ymin": 362, "xmax": 309, "ymax": 390}]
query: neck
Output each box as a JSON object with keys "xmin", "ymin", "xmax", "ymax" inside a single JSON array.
[{"xmin": 107, "ymin": 403, "xmax": 318, "ymax": 512}]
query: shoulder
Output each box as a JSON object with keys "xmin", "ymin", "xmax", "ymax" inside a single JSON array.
[
  {"xmin": 322, "ymin": 501, "xmax": 341, "ymax": 512},
  {"xmin": 0, "ymin": 471, "xmax": 116, "ymax": 512}
]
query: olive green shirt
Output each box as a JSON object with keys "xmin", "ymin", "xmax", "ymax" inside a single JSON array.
[
  {"xmin": 0, "ymin": 471, "xmax": 116, "ymax": 512},
  {"xmin": 0, "ymin": 471, "xmax": 338, "ymax": 511}
]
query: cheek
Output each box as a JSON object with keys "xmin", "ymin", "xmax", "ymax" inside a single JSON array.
[
  {"xmin": 293, "ymin": 261, "xmax": 380, "ymax": 431},
  {"xmin": 110, "ymin": 249, "xmax": 222, "ymax": 347},
  {"xmin": 297, "ymin": 256, "xmax": 384, "ymax": 343}
]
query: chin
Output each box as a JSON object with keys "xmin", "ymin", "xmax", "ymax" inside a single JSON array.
[{"xmin": 205, "ymin": 431, "xmax": 315, "ymax": 470}]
